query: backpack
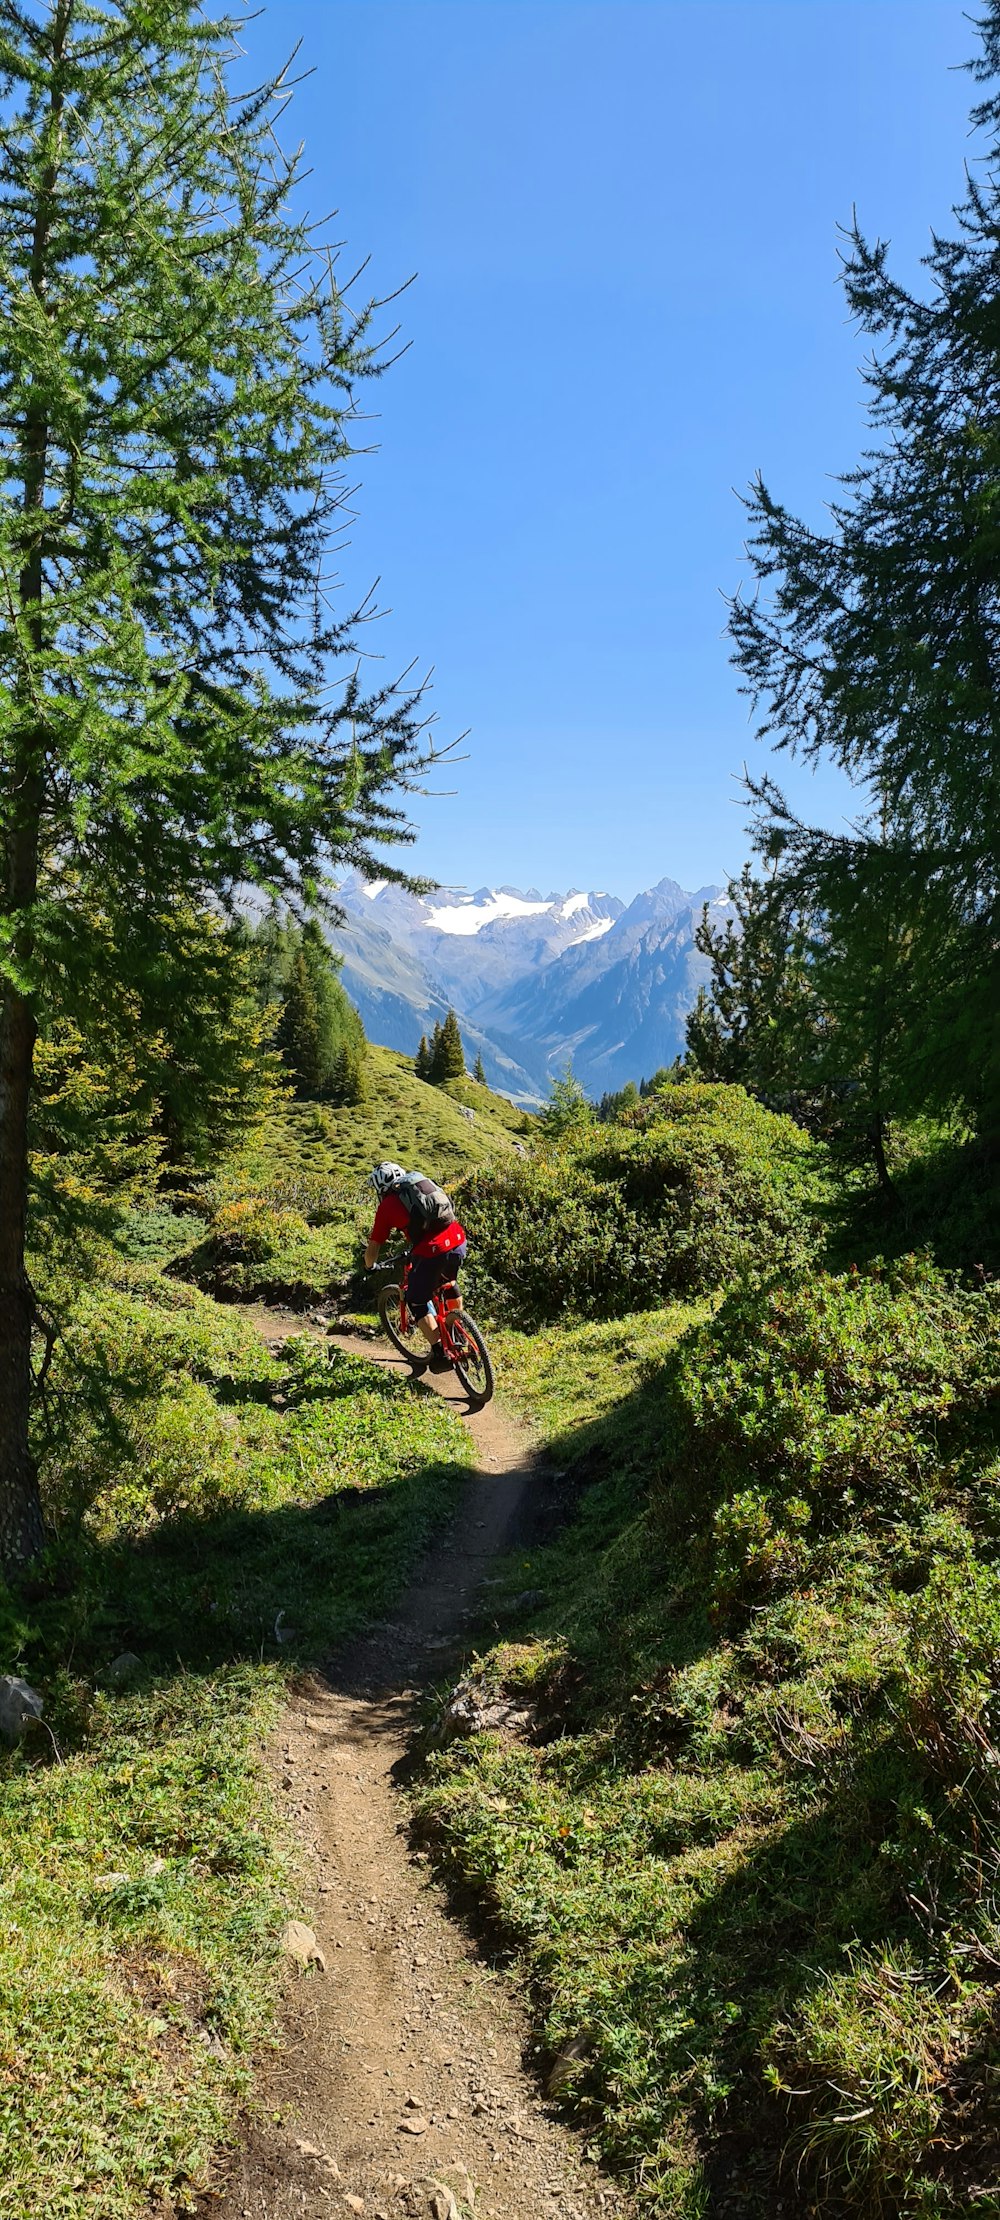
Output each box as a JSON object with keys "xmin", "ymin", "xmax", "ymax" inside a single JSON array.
[{"xmin": 398, "ymin": 1173, "xmax": 455, "ymax": 1244}]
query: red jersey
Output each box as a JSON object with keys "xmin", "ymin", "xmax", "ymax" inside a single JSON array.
[{"xmin": 370, "ymin": 1192, "xmax": 467, "ymax": 1260}]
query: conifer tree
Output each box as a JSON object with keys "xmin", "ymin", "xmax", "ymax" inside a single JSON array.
[
  {"xmin": 124, "ymin": 905, "xmax": 277, "ymax": 1169},
  {"xmin": 276, "ymin": 947, "xmax": 325, "ymax": 1099},
  {"xmin": 640, "ymin": 1064, "xmax": 685, "ymax": 1095},
  {"xmin": 597, "ymin": 1079, "xmax": 639, "ymax": 1123},
  {"xmin": 249, "ymin": 905, "xmax": 293, "ymax": 1017},
  {"xmin": 426, "ymin": 1019, "xmax": 444, "ymax": 1080},
  {"xmin": 686, "ymin": 864, "xmax": 822, "ymax": 1105},
  {"xmin": 271, "ymin": 920, "xmax": 367, "ymax": 1102},
  {"xmin": 687, "ymin": 843, "xmax": 911, "ymax": 1174},
  {"xmin": 0, "ymin": 2, "xmax": 429, "ymax": 1564},
  {"xmin": 728, "ymin": 6, "xmax": 1000, "ymax": 1145},
  {"xmin": 473, "ymin": 1051, "xmax": 486, "ymax": 1085},
  {"xmin": 299, "ymin": 921, "xmax": 367, "ymax": 1101},
  {"xmin": 332, "ymin": 1036, "xmax": 368, "ymax": 1106},
  {"xmin": 540, "ymin": 1063, "xmax": 593, "ymax": 1139},
  {"xmin": 415, "ymin": 1035, "xmax": 431, "ymax": 1081},
  {"xmin": 431, "ymin": 1008, "xmax": 465, "ymax": 1081}
]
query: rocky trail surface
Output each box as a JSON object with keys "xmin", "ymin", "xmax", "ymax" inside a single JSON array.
[{"xmin": 197, "ymin": 1312, "xmax": 633, "ymax": 2220}]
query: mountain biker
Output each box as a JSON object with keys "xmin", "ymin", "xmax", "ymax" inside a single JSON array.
[{"xmin": 365, "ymin": 1161, "xmax": 467, "ymax": 1373}]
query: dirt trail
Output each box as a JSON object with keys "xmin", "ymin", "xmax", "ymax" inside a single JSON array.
[{"xmin": 202, "ymin": 1315, "xmax": 632, "ymax": 2220}]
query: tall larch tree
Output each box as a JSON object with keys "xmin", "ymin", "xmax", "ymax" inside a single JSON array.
[
  {"xmin": 0, "ymin": 1, "xmax": 431, "ymax": 1566},
  {"xmin": 275, "ymin": 945, "xmax": 324, "ymax": 1099},
  {"xmin": 728, "ymin": 1, "xmax": 1000, "ymax": 1150}
]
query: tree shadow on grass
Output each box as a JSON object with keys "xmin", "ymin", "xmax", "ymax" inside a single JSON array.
[
  {"xmin": 12, "ymin": 1449, "xmax": 469, "ymax": 1713},
  {"xmin": 470, "ymin": 1333, "xmax": 724, "ymax": 1738}
]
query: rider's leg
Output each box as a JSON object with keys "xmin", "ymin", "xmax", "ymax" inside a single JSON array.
[
  {"xmin": 406, "ymin": 1257, "xmax": 441, "ymax": 1345},
  {"xmin": 423, "ymin": 1247, "xmax": 466, "ymax": 1339}
]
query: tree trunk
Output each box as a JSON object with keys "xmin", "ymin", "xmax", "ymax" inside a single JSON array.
[
  {"xmin": 870, "ymin": 1111, "xmax": 896, "ymax": 1200},
  {"xmin": 0, "ymin": 978, "xmax": 43, "ymax": 1568},
  {"xmin": 0, "ymin": 0, "xmax": 72, "ymax": 1570}
]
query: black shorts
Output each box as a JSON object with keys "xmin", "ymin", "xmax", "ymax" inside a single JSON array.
[{"xmin": 406, "ymin": 1243, "xmax": 467, "ymax": 1318}]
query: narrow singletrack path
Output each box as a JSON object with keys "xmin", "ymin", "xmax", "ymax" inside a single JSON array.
[{"xmin": 199, "ymin": 1312, "xmax": 633, "ymax": 2220}]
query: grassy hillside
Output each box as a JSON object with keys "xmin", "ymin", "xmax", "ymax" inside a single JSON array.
[
  {"xmin": 296, "ymin": 1047, "xmax": 533, "ymax": 1180},
  {"xmin": 414, "ymin": 1264, "xmax": 1000, "ymax": 2218},
  {"xmin": 161, "ymin": 1046, "xmax": 535, "ymax": 1304},
  {"xmin": 17, "ymin": 1033, "xmax": 999, "ymax": 2220},
  {"xmin": 0, "ymin": 1040, "xmax": 529, "ymax": 2214}
]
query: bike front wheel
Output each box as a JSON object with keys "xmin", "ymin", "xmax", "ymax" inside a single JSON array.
[
  {"xmin": 377, "ymin": 1284, "xmax": 427, "ymax": 1367},
  {"xmin": 447, "ymin": 1312, "xmax": 495, "ymax": 1406}
]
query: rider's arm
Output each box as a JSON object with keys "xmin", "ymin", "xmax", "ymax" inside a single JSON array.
[{"xmin": 367, "ymin": 1191, "xmax": 407, "ymax": 1272}]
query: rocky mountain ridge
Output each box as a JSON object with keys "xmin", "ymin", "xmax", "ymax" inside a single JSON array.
[{"xmin": 330, "ymin": 872, "xmax": 727, "ymax": 1103}]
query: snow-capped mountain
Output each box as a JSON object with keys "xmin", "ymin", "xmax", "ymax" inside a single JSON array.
[
  {"xmin": 479, "ymin": 879, "xmax": 724, "ymax": 1094},
  {"xmin": 327, "ymin": 893, "xmax": 546, "ymax": 1105},
  {"xmin": 329, "ymin": 873, "xmax": 726, "ymax": 1103},
  {"xmin": 343, "ymin": 878, "xmax": 623, "ymax": 1009}
]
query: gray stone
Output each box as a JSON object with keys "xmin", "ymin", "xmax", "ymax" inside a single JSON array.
[
  {"xmin": 106, "ymin": 1651, "xmax": 142, "ymax": 1687},
  {"xmin": 0, "ymin": 1674, "xmax": 43, "ymax": 1743},
  {"xmin": 435, "ymin": 1675, "xmax": 533, "ymax": 1746}
]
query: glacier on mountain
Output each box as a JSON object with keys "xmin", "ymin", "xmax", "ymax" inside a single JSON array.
[{"xmin": 329, "ymin": 871, "xmax": 728, "ymax": 1102}]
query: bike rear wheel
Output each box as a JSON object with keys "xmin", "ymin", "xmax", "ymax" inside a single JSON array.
[
  {"xmin": 377, "ymin": 1284, "xmax": 427, "ymax": 1367},
  {"xmin": 447, "ymin": 1312, "xmax": 495, "ymax": 1406}
]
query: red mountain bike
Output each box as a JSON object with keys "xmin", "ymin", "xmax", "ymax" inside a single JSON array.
[{"xmin": 377, "ymin": 1262, "xmax": 495, "ymax": 1406}]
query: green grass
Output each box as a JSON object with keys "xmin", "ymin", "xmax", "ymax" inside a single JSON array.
[
  {"xmin": 235, "ymin": 1047, "xmax": 532, "ymax": 1194},
  {"xmin": 489, "ymin": 1307, "xmax": 711, "ymax": 1443},
  {"xmin": 413, "ymin": 1266, "xmax": 1000, "ymax": 2218},
  {"xmin": 1, "ymin": 1265, "xmax": 474, "ymax": 2218},
  {"xmin": 0, "ymin": 1668, "xmax": 287, "ymax": 2220}
]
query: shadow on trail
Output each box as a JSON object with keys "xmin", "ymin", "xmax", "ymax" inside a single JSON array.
[{"xmin": 16, "ymin": 1448, "xmax": 469, "ymax": 1724}]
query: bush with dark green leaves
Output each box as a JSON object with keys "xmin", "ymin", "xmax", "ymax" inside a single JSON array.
[
  {"xmin": 456, "ymin": 1081, "xmax": 825, "ymax": 1326},
  {"xmin": 657, "ymin": 1254, "xmax": 1000, "ymax": 1616}
]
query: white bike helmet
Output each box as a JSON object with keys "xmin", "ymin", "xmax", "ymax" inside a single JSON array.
[{"xmin": 370, "ymin": 1160, "xmax": 406, "ymax": 1197}]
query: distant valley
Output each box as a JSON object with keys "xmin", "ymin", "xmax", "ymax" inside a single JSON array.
[{"xmin": 330, "ymin": 873, "xmax": 729, "ymax": 1103}]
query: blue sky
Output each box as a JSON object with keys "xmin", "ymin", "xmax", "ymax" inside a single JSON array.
[{"xmin": 249, "ymin": 1, "xmax": 975, "ymax": 900}]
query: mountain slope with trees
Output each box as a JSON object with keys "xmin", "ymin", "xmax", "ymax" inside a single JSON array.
[{"xmin": 1, "ymin": 3, "xmax": 999, "ymax": 2218}]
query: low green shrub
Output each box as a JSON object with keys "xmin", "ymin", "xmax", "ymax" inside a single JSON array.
[
  {"xmin": 171, "ymin": 1192, "xmax": 355, "ymax": 1303},
  {"xmin": 658, "ymin": 1255, "xmax": 1000, "ymax": 1616},
  {"xmin": 414, "ymin": 1261, "xmax": 1000, "ymax": 2216},
  {"xmin": 457, "ymin": 1082, "xmax": 825, "ymax": 1327}
]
